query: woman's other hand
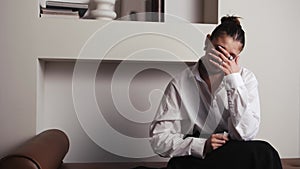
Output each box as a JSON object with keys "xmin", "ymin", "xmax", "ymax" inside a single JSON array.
[{"xmin": 204, "ymin": 133, "xmax": 229, "ymax": 155}]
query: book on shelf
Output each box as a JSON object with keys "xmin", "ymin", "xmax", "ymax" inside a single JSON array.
[
  {"xmin": 40, "ymin": 14, "xmax": 79, "ymax": 19},
  {"xmin": 40, "ymin": 0, "xmax": 88, "ymax": 18},
  {"xmin": 40, "ymin": 0, "xmax": 88, "ymax": 9},
  {"xmin": 40, "ymin": 8, "xmax": 80, "ymax": 19}
]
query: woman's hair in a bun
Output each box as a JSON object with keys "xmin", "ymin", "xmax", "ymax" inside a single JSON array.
[
  {"xmin": 210, "ymin": 15, "xmax": 245, "ymax": 50},
  {"xmin": 221, "ymin": 15, "xmax": 241, "ymax": 26}
]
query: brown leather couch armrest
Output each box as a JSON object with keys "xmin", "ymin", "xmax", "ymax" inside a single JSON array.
[{"xmin": 0, "ymin": 129, "xmax": 69, "ymax": 169}]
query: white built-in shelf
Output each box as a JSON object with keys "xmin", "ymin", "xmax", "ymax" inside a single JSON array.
[{"xmin": 39, "ymin": 0, "xmax": 218, "ymax": 24}]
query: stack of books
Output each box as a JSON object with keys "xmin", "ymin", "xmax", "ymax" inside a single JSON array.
[{"xmin": 40, "ymin": 0, "xmax": 89, "ymax": 19}]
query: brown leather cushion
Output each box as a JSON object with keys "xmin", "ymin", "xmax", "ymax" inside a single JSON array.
[
  {"xmin": 0, "ymin": 129, "xmax": 69, "ymax": 169},
  {"xmin": 282, "ymin": 158, "xmax": 300, "ymax": 169}
]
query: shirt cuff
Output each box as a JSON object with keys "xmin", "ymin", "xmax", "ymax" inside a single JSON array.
[
  {"xmin": 191, "ymin": 138, "xmax": 207, "ymax": 158},
  {"xmin": 223, "ymin": 73, "xmax": 244, "ymax": 90}
]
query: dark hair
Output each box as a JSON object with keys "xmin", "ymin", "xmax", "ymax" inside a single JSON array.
[{"xmin": 210, "ymin": 16, "xmax": 245, "ymax": 50}]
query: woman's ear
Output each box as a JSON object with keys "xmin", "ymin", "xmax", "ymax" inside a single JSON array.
[
  {"xmin": 235, "ymin": 56, "xmax": 240, "ymax": 64},
  {"xmin": 206, "ymin": 34, "xmax": 211, "ymax": 40}
]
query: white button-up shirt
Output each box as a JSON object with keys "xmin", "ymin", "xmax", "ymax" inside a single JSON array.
[{"xmin": 149, "ymin": 61, "xmax": 260, "ymax": 158}]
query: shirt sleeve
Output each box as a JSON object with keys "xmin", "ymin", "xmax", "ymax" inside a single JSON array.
[
  {"xmin": 149, "ymin": 81, "xmax": 207, "ymax": 158},
  {"xmin": 223, "ymin": 71, "xmax": 260, "ymax": 140}
]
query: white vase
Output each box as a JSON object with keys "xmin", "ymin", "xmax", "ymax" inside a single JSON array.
[{"xmin": 86, "ymin": 0, "xmax": 117, "ymax": 20}]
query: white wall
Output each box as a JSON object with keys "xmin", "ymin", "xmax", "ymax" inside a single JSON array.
[
  {"xmin": 219, "ymin": 0, "xmax": 300, "ymax": 157},
  {"xmin": 166, "ymin": 0, "xmax": 204, "ymax": 23},
  {"xmin": 39, "ymin": 60, "xmax": 190, "ymax": 162},
  {"xmin": 37, "ymin": 22, "xmax": 211, "ymax": 162},
  {"xmin": 165, "ymin": 0, "xmax": 218, "ymax": 23},
  {"xmin": 0, "ymin": 0, "xmax": 299, "ymax": 162},
  {"xmin": 0, "ymin": 0, "xmax": 38, "ymax": 158}
]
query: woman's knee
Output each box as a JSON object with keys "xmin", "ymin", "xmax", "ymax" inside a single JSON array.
[
  {"xmin": 225, "ymin": 140, "xmax": 279, "ymax": 157},
  {"xmin": 249, "ymin": 140, "xmax": 277, "ymax": 152},
  {"xmin": 246, "ymin": 140, "xmax": 281, "ymax": 160}
]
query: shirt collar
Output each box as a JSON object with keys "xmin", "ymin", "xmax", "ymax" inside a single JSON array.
[
  {"xmin": 191, "ymin": 60, "xmax": 205, "ymax": 83},
  {"xmin": 191, "ymin": 60, "xmax": 226, "ymax": 93}
]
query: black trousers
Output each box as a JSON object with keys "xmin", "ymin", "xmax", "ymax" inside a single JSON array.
[{"xmin": 167, "ymin": 140, "xmax": 282, "ymax": 169}]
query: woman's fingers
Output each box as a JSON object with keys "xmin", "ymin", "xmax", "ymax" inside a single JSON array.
[
  {"xmin": 212, "ymin": 143, "xmax": 223, "ymax": 149},
  {"xmin": 211, "ymin": 134, "xmax": 227, "ymax": 150},
  {"xmin": 213, "ymin": 133, "xmax": 228, "ymax": 140},
  {"xmin": 208, "ymin": 52, "xmax": 222, "ymax": 63},
  {"xmin": 211, "ymin": 134, "xmax": 227, "ymax": 144},
  {"xmin": 217, "ymin": 46, "xmax": 232, "ymax": 60},
  {"xmin": 209, "ymin": 59, "xmax": 229, "ymax": 74},
  {"xmin": 205, "ymin": 133, "xmax": 230, "ymax": 153},
  {"xmin": 212, "ymin": 47, "xmax": 230, "ymax": 63},
  {"xmin": 208, "ymin": 47, "xmax": 240, "ymax": 75}
]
